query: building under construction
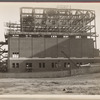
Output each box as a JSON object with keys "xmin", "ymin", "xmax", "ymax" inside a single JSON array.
[{"xmin": 0, "ymin": 7, "xmax": 100, "ymax": 73}]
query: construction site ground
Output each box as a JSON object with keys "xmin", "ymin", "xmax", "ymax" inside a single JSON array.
[{"xmin": 0, "ymin": 72, "xmax": 100, "ymax": 95}]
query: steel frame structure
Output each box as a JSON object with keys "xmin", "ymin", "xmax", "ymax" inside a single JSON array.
[
  {"xmin": 5, "ymin": 7, "xmax": 97, "ymax": 48},
  {"xmin": 20, "ymin": 7, "xmax": 96, "ymax": 34}
]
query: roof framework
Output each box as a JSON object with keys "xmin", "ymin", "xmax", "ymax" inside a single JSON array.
[
  {"xmin": 5, "ymin": 7, "xmax": 97, "ymax": 48},
  {"xmin": 20, "ymin": 7, "xmax": 96, "ymax": 35},
  {"xmin": 6, "ymin": 7, "xmax": 96, "ymax": 35}
]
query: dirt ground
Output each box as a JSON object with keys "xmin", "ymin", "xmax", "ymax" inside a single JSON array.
[{"xmin": 0, "ymin": 73, "xmax": 100, "ymax": 95}]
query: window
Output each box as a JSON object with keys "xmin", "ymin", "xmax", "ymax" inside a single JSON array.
[
  {"xmin": 12, "ymin": 63, "xmax": 15, "ymax": 68},
  {"xmin": 44, "ymin": 35, "xmax": 51, "ymax": 38},
  {"xmin": 64, "ymin": 62, "xmax": 67, "ymax": 68},
  {"xmin": 64, "ymin": 62, "xmax": 71, "ymax": 69},
  {"xmin": 35, "ymin": 9, "xmax": 43, "ymax": 14},
  {"xmin": 39, "ymin": 63, "xmax": 45, "ymax": 68},
  {"xmin": 67, "ymin": 63, "xmax": 70, "ymax": 68},
  {"xmin": 51, "ymin": 62, "xmax": 60, "ymax": 68},
  {"xmin": 57, "ymin": 35, "xmax": 63, "ymax": 38},
  {"xmin": 12, "ymin": 52, "xmax": 19, "ymax": 58},
  {"xmin": 63, "ymin": 36, "xmax": 68, "ymax": 38},
  {"xmin": 39, "ymin": 63, "xmax": 41, "ymax": 68},
  {"xmin": 22, "ymin": 8, "xmax": 32, "ymax": 13},
  {"xmin": 26, "ymin": 63, "xmax": 29, "ymax": 67},
  {"xmin": 12, "ymin": 52, "xmax": 15, "ymax": 58},
  {"xmin": 26, "ymin": 63, "xmax": 32, "ymax": 67},
  {"xmin": 26, "ymin": 63, "xmax": 32, "ymax": 72},
  {"xmin": 29, "ymin": 63, "xmax": 32, "ymax": 67},
  {"xmin": 12, "ymin": 63, "xmax": 19, "ymax": 68},
  {"xmin": 17, "ymin": 52, "xmax": 19, "ymax": 57},
  {"xmin": 16, "ymin": 63, "xmax": 19, "ymax": 68},
  {"xmin": 51, "ymin": 35, "xmax": 57, "ymax": 38},
  {"xmin": 52, "ymin": 63, "xmax": 54, "ymax": 68},
  {"xmin": 14, "ymin": 52, "xmax": 16, "ymax": 58},
  {"xmin": 43, "ymin": 63, "xmax": 45, "ymax": 68}
]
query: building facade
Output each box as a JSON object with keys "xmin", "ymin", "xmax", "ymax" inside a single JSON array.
[{"xmin": 5, "ymin": 7, "xmax": 100, "ymax": 72}]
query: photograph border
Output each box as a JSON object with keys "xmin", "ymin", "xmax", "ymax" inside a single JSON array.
[{"xmin": 0, "ymin": 1, "xmax": 100, "ymax": 100}]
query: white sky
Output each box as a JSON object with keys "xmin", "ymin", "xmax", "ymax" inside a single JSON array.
[{"xmin": 0, "ymin": 2, "xmax": 100, "ymax": 50}]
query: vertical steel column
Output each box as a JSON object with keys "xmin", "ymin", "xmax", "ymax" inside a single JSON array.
[{"xmin": 94, "ymin": 14, "xmax": 97, "ymax": 49}]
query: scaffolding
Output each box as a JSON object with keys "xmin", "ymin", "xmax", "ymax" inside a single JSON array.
[
  {"xmin": 0, "ymin": 41, "xmax": 8, "ymax": 62},
  {"xmin": 5, "ymin": 7, "xmax": 97, "ymax": 48},
  {"xmin": 20, "ymin": 7, "xmax": 96, "ymax": 34},
  {"xmin": 5, "ymin": 7, "xmax": 96, "ymax": 35}
]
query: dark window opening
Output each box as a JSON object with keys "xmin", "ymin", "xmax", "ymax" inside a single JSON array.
[
  {"xmin": 32, "ymin": 35, "xmax": 39, "ymax": 37},
  {"xmin": 39, "ymin": 63, "xmax": 45, "ymax": 68},
  {"xmin": 39, "ymin": 63, "xmax": 41, "ymax": 68},
  {"xmin": 64, "ymin": 62, "xmax": 71, "ymax": 69},
  {"xmin": 76, "ymin": 63, "xmax": 79, "ymax": 65},
  {"xmin": 64, "ymin": 63, "xmax": 66, "ymax": 68},
  {"xmin": 43, "ymin": 63, "xmax": 45, "ymax": 68},
  {"xmin": 16, "ymin": 63, "xmax": 19, "ymax": 68},
  {"xmin": 52, "ymin": 63, "xmax": 54, "ymax": 68},
  {"xmin": 12, "ymin": 63, "xmax": 15, "ymax": 68},
  {"xmin": 55, "ymin": 63, "xmax": 59, "ymax": 68},
  {"xmin": 57, "ymin": 35, "xmax": 63, "ymax": 38},
  {"xmin": 26, "ymin": 63, "xmax": 32, "ymax": 72},
  {"xmin": 29, "ymin": 63, "xmax": 32, "ymax": 67}
]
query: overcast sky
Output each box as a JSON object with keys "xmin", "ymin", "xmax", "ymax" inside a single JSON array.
[{"xmin": 0, "ymin": 2, "xmax": 100, "ymax": 49}]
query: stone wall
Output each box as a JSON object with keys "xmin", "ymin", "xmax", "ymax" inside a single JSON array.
[{"xmin": 0, "ymin": 65, "xmax": 100, "ymax": 78}]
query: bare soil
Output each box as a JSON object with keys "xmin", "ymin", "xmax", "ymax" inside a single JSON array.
[{"xmin": 0, "ymin": 73, "xmax": 100, "ymax": 95}]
